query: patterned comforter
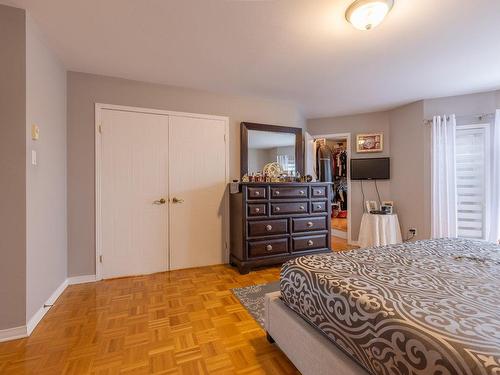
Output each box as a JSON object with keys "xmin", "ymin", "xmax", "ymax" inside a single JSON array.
[{"xmin": 280, "ymin": 238, "xmax": 500, "ymax": 375}]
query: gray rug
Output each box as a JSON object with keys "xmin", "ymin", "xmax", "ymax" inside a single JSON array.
[{"xmin": 232, "ymin": 281, "xmax": 280, "ymax": 328}]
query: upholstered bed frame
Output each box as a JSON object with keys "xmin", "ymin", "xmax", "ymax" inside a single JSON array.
[{"xmin": 264, "ymin": 291, "xmax": 368, "ymax": 375}]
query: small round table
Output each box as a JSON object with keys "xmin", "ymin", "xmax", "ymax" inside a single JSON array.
[{"xmin": 358, "ymin": 213, "xmax": 403, "ymax": 248}]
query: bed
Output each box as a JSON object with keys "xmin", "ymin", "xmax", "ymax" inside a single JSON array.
[{"xmin": 265, "ymin": 238, "xmax": 500, "ymax": 375}]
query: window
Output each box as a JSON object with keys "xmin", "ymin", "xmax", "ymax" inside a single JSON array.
[
  {"xmin": 277, "ymin": 154, "xmax": 296, "ymax": 173},
  {"xmin": 455, "ymin": 124, "xmax": 491, "ymax": 240}
]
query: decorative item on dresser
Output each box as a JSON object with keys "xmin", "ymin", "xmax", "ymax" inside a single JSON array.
[{"xmin": 229, "ymin": 182, "xmax": 332, "ymax": 274}]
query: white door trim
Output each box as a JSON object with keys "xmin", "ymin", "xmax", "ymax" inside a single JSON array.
[
  {"xmin": 95, "ymin": 103, "xmax": 229, "ymax": 280},
  {"xmin": 311, "ymin": 132, "xmax": 353, "ymax": 246}
]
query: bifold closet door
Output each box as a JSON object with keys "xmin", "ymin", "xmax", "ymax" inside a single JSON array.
[
  {"xmin": 101, "ymin": 109, "xmax": 169, "ymax": 279},
  {"xmin": 168, "ymin": 115, "xmax": 227, "ymax": 270}
]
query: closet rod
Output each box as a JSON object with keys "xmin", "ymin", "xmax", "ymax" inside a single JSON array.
[{"xmin": 423, "ymin": 112, "xmax": 495, "ymax": 125}]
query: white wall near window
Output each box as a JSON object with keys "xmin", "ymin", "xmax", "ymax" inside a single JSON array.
[{"xmin": 455, "ymin": 123, "xmax": 491, "ymax": 240}]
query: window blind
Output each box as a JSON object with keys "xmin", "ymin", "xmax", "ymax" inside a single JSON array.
[{"xmin": 455, "ymin": 125, "xmax": 490, "ymax": 240}]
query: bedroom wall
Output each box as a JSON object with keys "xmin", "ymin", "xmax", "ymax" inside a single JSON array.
[
  {"xmin": 388, "ymin": 101, "xmax": 428, "ymax": 240},
  {"xmin": 424, "ymin": 90, "xmax": 497, "ymax": 118},
  {"xmin": 307, "ymin": 111, "xmax": 391, "ymax": 241},
  {"xmin": 391, "ymin": 91, "xmax": 500, "ymax": 241},
  {"xmin": 25, "ymin": 15, "xmax": 68, "ymax": 323},
  {"xmin": 67, "ymin": 72, "xmax": 305, "ymax": 277},
  {"xmin": 0, "ymin": 4, "xmax": 27, "ymax": 330}
]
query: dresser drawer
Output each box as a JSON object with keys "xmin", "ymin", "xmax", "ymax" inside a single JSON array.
[
  {"xmin": 292, "ymin": 216, "xmax": 327, "ymax": 233},
  {"xmin": 248, "ymin": 238, "xmax": 288, "ymax": 258},
  {"xmin": 293, "ymin": 234, "xmax": 327, "ymax": 252},
  {"xmin": 311, "ymin": 201, "xmax": 327, "ymax": 213},
  {"xmin": 311, "ymin": 186, "xmax": 327, "ymax": 198},
  {"xmin": 248, "ymin": 186, "xmax": 266, "ymax": 199},
  {"xmin": 248, "ymin": 219, "xmax": 288, "ymax": 237},
  {"xmin": 271, "ymin": 186, "xmax": 308, "ymax": 199},
  {"xmin": 271, "ymin": 202, "xmax": 308, "ymax": 215},
  {"xmin": 248, "ymin": 204, "xmax": 266, "ymax": 217}
]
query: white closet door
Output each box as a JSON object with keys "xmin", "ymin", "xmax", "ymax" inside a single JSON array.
[
  {"xmin": 101, "ymin": 109, "xmax": 169, "ymax": 278},
  {"xmin": 168, "ymin": 115, "xmax": 227, "ymax": 270}
]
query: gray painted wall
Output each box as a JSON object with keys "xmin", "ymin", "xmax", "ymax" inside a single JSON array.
[
  {"xmin": 0, "ymin": 4, "xmax": 26, "ymax": 330},
  {"xmin": 25, "ymin": 16, "xmax": 67, "ymax": 322},
  {"xmin": 388, "ymin": 101, "xmax": 429, "ymax": 240},
  {"xmin": 308, "ymin": 92, "xmax": 500, "ymax": 245},
  {"xmin": 67, "ymin": 72, "xmax": 305, "ymax": 277},
  {"xmin": 424, "ymin": 90, "xmax": 497, "ymax": 118},
  {"xmin": 307, "ymin": 111, "xmax": 391, "ymax": 241}
]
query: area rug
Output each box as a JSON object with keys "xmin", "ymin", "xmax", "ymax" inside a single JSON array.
[{"xmin": 232, "ymin": 281, "xmax": 280, "ymax": 328}]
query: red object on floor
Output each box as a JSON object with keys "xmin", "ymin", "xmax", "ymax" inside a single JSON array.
[{"xmin": 337, "ymin": 210, "xmax": 347, "ymax": 218}]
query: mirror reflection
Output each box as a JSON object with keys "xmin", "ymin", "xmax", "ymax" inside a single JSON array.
[{"xmin": 247, "ymin": 130, "xmax": 296, "ymax": 174}]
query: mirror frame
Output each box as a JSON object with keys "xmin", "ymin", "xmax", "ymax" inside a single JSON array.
[{"xmin": 240, "ymin": 122, "xmax": 303, "ymax": 177}]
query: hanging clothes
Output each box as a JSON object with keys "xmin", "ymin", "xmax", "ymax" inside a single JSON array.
[
  {"xmin": 331, "ymin": 147, "xmax": 347, "ymax": 178},
  {"xmin": 316, "ymin": 143, "xmax": 333, "ymax": 182},
  {"xmin": 339, "ymin": 150, "xmax": 347, "ymax": 177},
  {"xmin": 335, "ymin": 178, "xmax": 348, "ymax": 211},
  {"xmin": 330, "ymin": 144, "xmax": 348, "ymax": 212}
]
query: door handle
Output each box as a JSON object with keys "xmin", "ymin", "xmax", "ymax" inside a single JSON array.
[
  {"xmin": 154, "ymin": 198, "xmax": 167, "ymax": 205},
  {"xmin": 172, "ymin": 197, "xmax": 184, "ymax": 204}
]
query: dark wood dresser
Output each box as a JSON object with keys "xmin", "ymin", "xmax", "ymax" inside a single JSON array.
[{"xmin": 229, "ymin": 182, "xmax": 332, "ymax": 274}]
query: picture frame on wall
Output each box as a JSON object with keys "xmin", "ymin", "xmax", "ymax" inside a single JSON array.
[{"xmin": 356, "ymin": 133, "xmax": 383, "ymax": 153}]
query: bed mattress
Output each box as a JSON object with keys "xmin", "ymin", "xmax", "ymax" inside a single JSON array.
[{"xmin": 280, "ymin": 238, "xmax": 500, "ymax": 375}]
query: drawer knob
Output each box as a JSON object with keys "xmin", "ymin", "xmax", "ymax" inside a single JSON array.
[
  {"xmin": 307, "ymin": 240, "xmax": 314, "ymax": 246},
  {"xmin": 266, "ymin": 225, "xmax": 273, "ymax": 232},
  {"xmin": 299, "ymin": 205, "xmax": 305, "ymax": 210},
  {"xmin": 255, "ymin": 191, "xmax": 260, "ymax": 196},
  {"xmin": 299, "ymin": 190, "xmax": 305, "ymax": 195},
  {"xmin": 307, "ymin": 221, "xmax": 314, "ymax": 227},
  {"xmin": 255, "ymin": 207, "xmax": 260, "ymax": 213},
  {"xmin": 275, "ymin": 206, "xmax": 281, "ymax": 212},
  {"xmin": 315, "ymin": 190, "xmax": 322, "ymax": 194},
  {"xmin": 316, "ymin": 205, "xmax": 322, "ymax": 209},
  {"xmin": 275, "ymin": 191, "xmax": 280, "ymax": 196},
  {"xmin": 266, "ymin": 244, "xmax": 273, "ymax": 251}
]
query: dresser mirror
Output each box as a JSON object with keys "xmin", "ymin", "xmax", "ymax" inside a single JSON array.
[{"xmin": 241, "ymin": 122, "xmax": 303, "ymax": 176}]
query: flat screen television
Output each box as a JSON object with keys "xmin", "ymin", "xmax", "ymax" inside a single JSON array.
[{"xmin": 350, "ymin": 157, "xmax": 390, "ymax": 180}]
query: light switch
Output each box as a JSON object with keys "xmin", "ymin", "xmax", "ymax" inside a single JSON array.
[
  {"xmin": 31, "ymin": 124, "xmax": 40, "ymax": 140},
  {"xmin": 31, "ymin": 150, "xmax": 37, "ymax": 166}
]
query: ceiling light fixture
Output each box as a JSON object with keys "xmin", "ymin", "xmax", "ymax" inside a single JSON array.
[{"xmin": 345, "ymin": 0, "xmax": 394, "ymax": 31}]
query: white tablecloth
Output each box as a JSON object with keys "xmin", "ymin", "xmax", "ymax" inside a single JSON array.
[{"xmin": 358, "ymin": 213, "xmax": 403, "ymax": 248}]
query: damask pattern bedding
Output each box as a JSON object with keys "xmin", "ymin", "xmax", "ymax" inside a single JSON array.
[{"xmin": 280, "ymin": 238, "xmax": 500, "ymax": 375}]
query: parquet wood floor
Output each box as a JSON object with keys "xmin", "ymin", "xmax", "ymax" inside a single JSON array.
[
  {"xmin": 331, "ymin": 236, "xmax": 357, "ymax": 252},
  {"xmin": 1, "ymin": 239, "xmax": 362, "ymax": 375},
  {"xmin": 0, "ymin": 265, "xmax": 300, "ymax": 375},
  {"xmin": 331, "ymin": 217, "xmax": 347, "ymax": 232}
]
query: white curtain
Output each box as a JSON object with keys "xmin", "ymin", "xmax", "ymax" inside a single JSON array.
[
  {"xmin": 488, "ymin": 110, "xmax": 500, "ymax": 243},
  {"xmin": 431, "ymin": 115, "xmax": 458, "ymax": 238}
]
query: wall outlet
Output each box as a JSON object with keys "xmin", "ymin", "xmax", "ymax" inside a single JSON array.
[{"xmin": 408, "ymin": 228, "xmax": 417, "ymax": 236}]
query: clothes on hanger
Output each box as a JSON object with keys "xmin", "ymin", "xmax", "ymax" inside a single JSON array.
[
  {"xmin": 315, "ymin": 142, "xmax": 333, "ymax": 182},
  {"xmin": 334, "ymin": 178, "xmax": 348, "ymax": 211},
  {"xmin": 331, "ymin": 146, "xmax": 347, "ymax": 178},
  {"xmin": 314, "ymin": 139, "xmax": 348, "ymax": 212}
]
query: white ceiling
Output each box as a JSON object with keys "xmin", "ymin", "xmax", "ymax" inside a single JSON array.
[
  {"xmin": 248, "ymin": 130, "xmax": 295, "ymax": 149},
  {"xmin": 4, "ymin": 0, "xmax": 500, "ymax": 118}
]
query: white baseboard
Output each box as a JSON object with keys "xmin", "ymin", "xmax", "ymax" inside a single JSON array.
[
  {"xmin": 349, "ymin": 240, "xmax": 359, "ymax": 247},
  {"xmin": 0, "ymin": 325, "xmax": 27, "ymax": 343},
  {"xmin": 67, "ymin": 274, "xmax": 96, "ymax": 285},
  {"xmin": 1, "ymin": 274, "xmax": 97, "ymax": 343},
  {"xmin": 331, "ymin": 229, "xmax": 347, "ymax": 239},
  {"xmin": 26, "ymin": 278, "xmax": 68, "ymax": 335}
]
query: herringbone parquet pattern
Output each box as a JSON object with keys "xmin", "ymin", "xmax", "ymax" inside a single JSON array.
[{"xmin": 0, "ymin": 265, "xmax": 299, "ymax": 375}]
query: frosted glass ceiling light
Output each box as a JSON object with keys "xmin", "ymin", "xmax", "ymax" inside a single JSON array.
[{"xmin": 346, "ymin": 0, "xmax": 394, "ymax": 31}]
